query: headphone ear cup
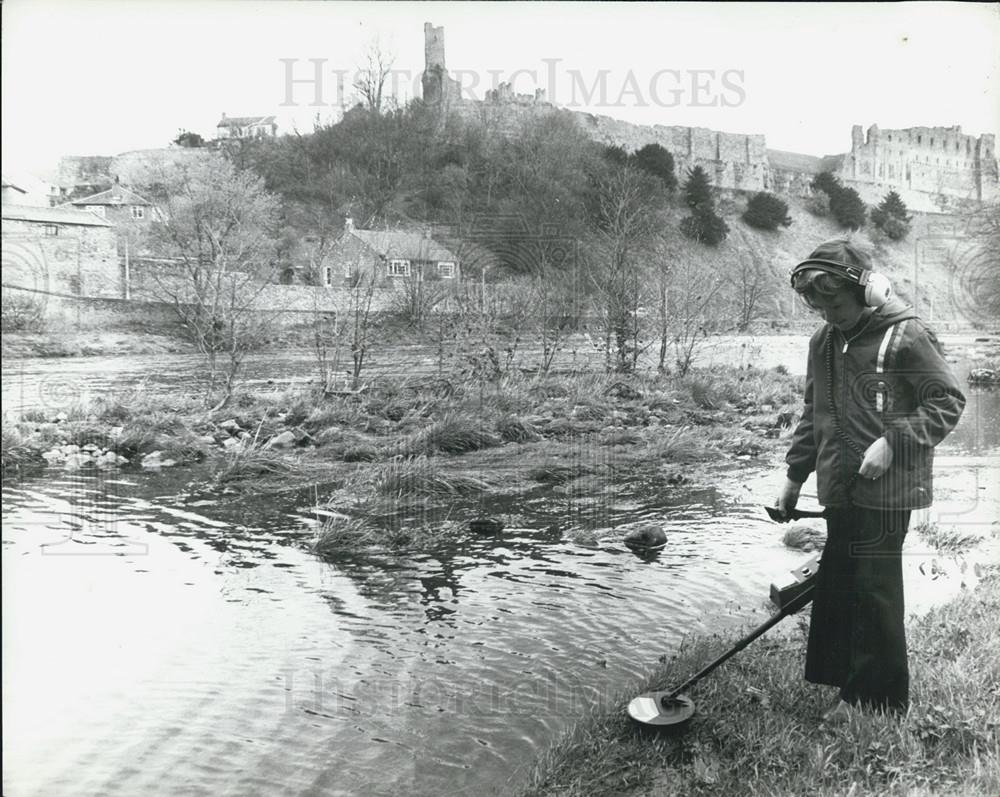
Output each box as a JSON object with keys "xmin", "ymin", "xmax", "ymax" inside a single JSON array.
[{"xmin": 865, "ymin": 272, "xmax": 893, "ymax": 307}]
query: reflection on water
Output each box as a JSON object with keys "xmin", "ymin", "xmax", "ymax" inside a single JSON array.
[
  {"xmin": 4, "ymin": 451, "xmax": 998, "ymax": 796},
  {"xmin": 0, "ymin": 461, "xmax": 811, "ymax": 796},
  {"xmin": 2, "ymin": 335, "xmax": 998, "ymax": 796}
]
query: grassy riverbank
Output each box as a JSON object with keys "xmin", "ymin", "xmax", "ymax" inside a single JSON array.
[{"xmin": 514, "ymin": 572, "xmax": 1000, "ymax": 797}]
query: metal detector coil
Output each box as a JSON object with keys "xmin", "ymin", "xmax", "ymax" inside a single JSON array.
[{"xmin": 627, "ymin": 545, "xmax": 821, "ymax": 732}]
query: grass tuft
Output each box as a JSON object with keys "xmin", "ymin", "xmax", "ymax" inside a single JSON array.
[
  {"xmin": 913, "ymin": 521, "xmax": 983, "ymax": 555},
  {"xmin": 497, "ymin": 414, "xmax": 542, "ymax": 443},
  {"xmin": 644, "ymin": 426, "xmax": 716, "ymax": 463},
  {"xmin": 368, "ymin": 455, "xmax": 493, "ymax": 497},
  {"xmin": 213, "ymin": 440, "xmax": 302, "ymax": 485},
  {"xmin": 401, "ymin": 414, "xmax": 501, "ymax": 455}
]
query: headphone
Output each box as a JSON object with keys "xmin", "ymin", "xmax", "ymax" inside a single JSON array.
[{"xmin": 790, "ymin": 258, "xmax": 893, "ymax": 309}]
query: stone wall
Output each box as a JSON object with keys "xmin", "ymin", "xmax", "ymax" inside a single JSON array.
[
  {"xmin": 127, "ymin": 258, "xmax": 400, "ymax": 313},
  {"xmin": 1, "ymin": 219, "xmax": 120, "ymax": 298},
  {"xmin": 838, "ymin": 124, "xmax": 999, "ymax": 211}
]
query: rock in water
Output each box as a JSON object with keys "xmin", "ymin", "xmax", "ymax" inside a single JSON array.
[
  {"xmin": 624, "ymin": 524, "xmax": 667, "ymax": 549},
  {"xmin": 469, "ymin": 518, "xmax": 504, "ymax": 534},
  {"xmin": 782, "ymin": 524, "xmax": 826, "ymax": 552}
]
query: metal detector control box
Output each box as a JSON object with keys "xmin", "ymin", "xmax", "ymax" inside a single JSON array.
[{"xmin": 769, "ymin": 555, "xmax": 820, "ymax": 612}]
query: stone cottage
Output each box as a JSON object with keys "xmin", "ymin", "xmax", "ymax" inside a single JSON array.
[
  {"xmin": 322, "ymin": 219, "xmax": 460, "ymax": 287},
  {"xmin": 1, "ymin": 204, "xmax": 119, "ymax": 298}
]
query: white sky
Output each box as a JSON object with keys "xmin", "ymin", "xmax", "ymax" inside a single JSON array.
[{"xmin": 2, "ymin": 0, "xmax": 998, "ymax": 177}]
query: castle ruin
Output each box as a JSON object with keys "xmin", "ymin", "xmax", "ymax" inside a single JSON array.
[
  {"xmin": 420, "ymin": 23, "xmax": 998, "ymax": 212},
  {"xmin": 839, "ymin": 124, "xmax": 997, "ymax": 208}
]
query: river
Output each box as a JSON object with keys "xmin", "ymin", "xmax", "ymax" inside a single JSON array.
[{"xmin": 2, "ymin": 336, "xmax": 998, "ymax": 796}]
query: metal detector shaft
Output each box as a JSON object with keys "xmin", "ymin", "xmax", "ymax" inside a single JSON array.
[{"xmin": 664, "ymin": 584, "xmax": 814, "ymax": 702}]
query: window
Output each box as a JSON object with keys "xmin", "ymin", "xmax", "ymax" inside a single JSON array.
[
  {"xmin": 917, "ymin": 135, "xmax": 922, "ymax": 145},
  {"xmin": 930, "ymin": 138, "xmax": 934, "ymax": 146},
  {"xmin": 86, "ymin": 205, "xmax": 106, "ymax": 218},
  {"xmin": 130, "ymin": 206, "xmax": 145, "ymax": 220},
  {"xmin": 324, "ymin": 266, "xmax": 333, "ymax": 287},
  {"xmin": 44, "ymin": 224, "xmax": 59, "ymax": 236},
  {"xmin": 437, "ymin": 261, "xmax": 456, "ymax": 278},
  {"xmin": 387, "ymin": 259, "xmax": 410, "ymax": 277}
]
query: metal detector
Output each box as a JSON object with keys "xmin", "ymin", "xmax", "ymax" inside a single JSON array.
[{"xmin": 627, "ymin": 540, "xmax": 821, "ymax": 731}]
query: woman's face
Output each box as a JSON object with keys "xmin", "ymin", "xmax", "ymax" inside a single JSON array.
[{"xmin": 802, "ymin": 290, "xmax": 867, "ymax": 331}]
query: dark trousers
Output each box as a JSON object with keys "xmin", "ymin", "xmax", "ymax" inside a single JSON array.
[{"xmin": 805, "ymin": 506, "xmax": 911, "ymax": 712}]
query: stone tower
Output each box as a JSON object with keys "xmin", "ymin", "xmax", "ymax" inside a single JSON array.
[{"xmin": 421, "ymin": 22, "xmax": 448, "ymax": 105}]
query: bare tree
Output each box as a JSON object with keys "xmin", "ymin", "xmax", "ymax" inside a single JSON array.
[
  {"xmin": 661, "ymin": 238, "xmax": 727, "ymax": 376},
  {"xmin": 353, "ymin": 36, "xmax": 396, "ymax": 114},
  {"xmin": 725, "ymin": 228, "xmax": 776, "ymax": 333},
  {"xmin": 138, "ymin": 154, "xmax": 281, "ymax": 409},
  {"xmin": 589, "ymin": 165, "xmax": 662, "ymax": 373}
]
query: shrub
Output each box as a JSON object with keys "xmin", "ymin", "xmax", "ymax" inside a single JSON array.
[
  {"xmin": 631, "ymin": 143, "xmax": 677, "ymax": 192},
  {"xmin": 806, "ymin": 192, "xmax": 830, "ymax": 217},
  {"xmin": 680, "ymin": 209, "xmax": 729, "ymax": 245},
  {"xmin": 742, "ymin": 192, "xmax": 792, "ymax": 230},
  {"xmin": 810, "ymin": 172, "xmax": 866, "ymax": 229},
  {"xmin": 1, "ymin": 293, "xmax": 45, "ymax": 332},
  {"xmin": 828, "ymin": 185, "xmax": 867, "ymax": 229},
  {"xmin": 602, "ymin": 145, "xmax": 629, "ymax": 166}
]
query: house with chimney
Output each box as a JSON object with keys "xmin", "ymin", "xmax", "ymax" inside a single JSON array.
[
  {"xmin": 321, "ymin": 218, "xmax": 460, "ymax": 287},
  {"xmin": 216, "ymin": 113, "xmax": 278, "ymax": 140}
]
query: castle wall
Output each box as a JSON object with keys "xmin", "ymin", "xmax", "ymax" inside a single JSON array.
[
  {"xmin": 424, "ymin": 23, "xmax": 1000, "ymax": 212},
  {"xmin": 838, "ymin": 124, "xmax": 998, "ymax": 209},
  {"xmin": 565, "ymin": 111, "xmax": 769, "ymax": 192}
]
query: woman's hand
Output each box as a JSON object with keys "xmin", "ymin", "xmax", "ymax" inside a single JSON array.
[
  {"xmin": 859, "ymin": 437, "xmax": 893, "ymax": 480},
  {"xmin": 775, "ymin": 478, "xmax": 802, "ymax": 520}
]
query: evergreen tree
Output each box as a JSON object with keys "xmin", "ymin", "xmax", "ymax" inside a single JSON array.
[
  {"xmin": 683, "ymin": 166, "xmax": 713, "ymax": 213},
  {"xmin": 632, "ymin": 143, "xmax": 676, "ymax": 192},
  {"xmin": 811, "ymin": 171, "xmax": 840, "ymax": 195},
  {"xmin": 810, "ymin": 172, "xmax": 866, "ymax": 229},
  {"xmin": 680, "ymin": 209, "xmax": 729, "ymax": 245},
  {"xmin": 680, "ymin": 166, "xmax": 728, "ymax": 245},
  {"xmin": 828, "ymin": 185, "xmax": 867, "ymax": 229},
  {"xmin": 871, "ymin": 190, "xmax": 912, "ymax": 240},
  {"xmin": 742, "ymin": 192, "xmax": 792, "ymax": 230},
  {"xmin": 602, "ymin": 145, "xmax": 629, "ymax": 166}
]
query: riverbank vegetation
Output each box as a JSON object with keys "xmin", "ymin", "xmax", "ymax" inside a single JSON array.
[
  {"xmin": 513, "ymin": 571, "xmax": 1000, "ymax": 797},
  {"xmin": 1, "ymin": 364, "xmax": 803, "ymax": 550}
]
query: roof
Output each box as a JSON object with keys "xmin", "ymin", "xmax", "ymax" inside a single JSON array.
[
  {"xmin": 64, "ymin": 183, "xmax": 153, "ymax": 207},
  {"xmin": 217, "ymin": 115, "xmax": 276, "ymax": 128},
  {"xmin": 1, "ymin": 204, "xmax": 113, "ymax": 227},
  {"xmin": 349, "ymin": 229, "xmax": 459, "ymax": 262},
  {"xmin": 2, "ymin": 175, "xmax": 28, "ymax": 193}
]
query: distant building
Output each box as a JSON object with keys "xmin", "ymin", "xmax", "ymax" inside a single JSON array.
[
  {"xmin": 1, "ymin": 204, "xmax": 120, "ymax": 298},
  {"xmin": 63, "ymin": 180, "xmax": 160, "ymax": 225},
  {"xmin": 216, "ymin": 113, "xmax": 278, "ymax": 140},
  {"xmin": 2, "ymin": 173, "xmax": 61, "ymax": 207},
  {"xmin": 1, "ymin": 176, "xmax": 28, "ymax": 205},
  {"xmin": 322, "ymin": 218, "xmax": 460, "ymax": 287}
]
